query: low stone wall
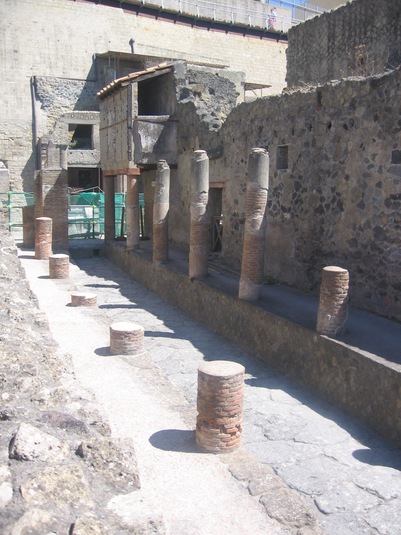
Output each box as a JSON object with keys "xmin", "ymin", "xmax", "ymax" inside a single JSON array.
[
  {"xmin": 0, "ymin": 214, "xmax": 161, "ymax": 534},
  {"xmin": 107, "ymin": 242, "xmax": 401, "ymax": 449}
]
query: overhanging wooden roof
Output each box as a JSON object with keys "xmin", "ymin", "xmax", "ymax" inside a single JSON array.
[{"xmin": 96, "ymin": 62, "xmax": 174, "ymax": 100}]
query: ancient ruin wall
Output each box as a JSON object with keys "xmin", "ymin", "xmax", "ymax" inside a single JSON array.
[
  {"xmin": 286, "ymin": 0, "xmax": 401, "ymax": 87},
  {"xmin": 0, "ymin": 0, "xmax": 286, "ymax": 190},
  {"xmin": 173, "ymin": 67, "xmax": 401, "ymax": 321}
]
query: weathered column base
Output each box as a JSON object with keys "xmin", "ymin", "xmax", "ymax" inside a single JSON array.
[
  {"xmin": 35, "ymin": 217, "xmax": 52, "ymax": 260},
  {"xmin": 110, "ymin": 322, "xmax": 145, "ymax": 355},
  {"xmin": 49, "ymin": 254, "xmax": 69, "ymax": 279},
  {"xmin": 316, "ymin": 266, "xmax": 349, "ymax": 336},
  {"xmin": 196, "ymin": 360, "xmax": 245, "ymax": 453},
  {"xmin": 71, "ymin": 292, "xmax": 97, "ymax": 307}
]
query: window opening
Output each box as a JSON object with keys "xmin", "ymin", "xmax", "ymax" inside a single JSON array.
[
  {"xmin": 68, "ymin": 124, "xmax": 93, "ymax": 150},
  {"xmin": 276, "ymin": 145, "xmax": 289, "ymax": 170}
]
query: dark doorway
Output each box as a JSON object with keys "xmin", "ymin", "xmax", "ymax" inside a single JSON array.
[
  {"xmin": 68, "ymin": 168, "xmax": 100, "ymax": 192},
  {"xmin": 209, "ymin": 187, "xmax": 223, "ymax": 253}
]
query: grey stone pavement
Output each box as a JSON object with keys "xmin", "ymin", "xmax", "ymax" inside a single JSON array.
[{"xmin": 19, "ymin": 246, "xmax": 401, "ymax": 535}]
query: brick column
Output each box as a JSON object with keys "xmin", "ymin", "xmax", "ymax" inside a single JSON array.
[
  {"xmin": 110, "ymin": 322, "xmax": 145, "ymax": 355},
  {"xmin": 316, "ymin": 266, "xmax": 349, "ymax": 336},
  {"xmin": 35, "ymin": 141, "xmax": 69, "ymax": 251},
  {"xmin": 49, "ymin": 254, "xmax": 69, "ymax": 279},
  {"xmin": 35, "ymin": 217, "xmax": 52, "ymax": 259},
  {"xmin": 126, "ymin": 176, "xmax": 140, "ymax": 251},
  {"xmin": 104, "ymin": 176, "xmax": 116, "ymax": 241},
  {"xmin": 71, "ymin": 292, "xmax": 97, "ymax": 307},
  {"xmin": 239, "ymin": 148, "xmax": 270, "ymax": 301},
  {"xmin": 189, "ymin": 150, "xmax": 209, "ymax": 279},
  {"xmin": 196, "ymin": 360, "xmax": 245, "ymax": 453},
  {"xmin": 153, "ymin": 160, "xmax": 170, "ymax": 263}
]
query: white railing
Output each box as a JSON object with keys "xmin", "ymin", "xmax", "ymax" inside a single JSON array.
[{"xmin": 121, "ymin": 0, "xmax": 327, "ymax": 32}]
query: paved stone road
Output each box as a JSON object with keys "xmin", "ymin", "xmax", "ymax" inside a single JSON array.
[{"xmin": 21, "ymin": 252, "xmax": 401, "ymax": 535}]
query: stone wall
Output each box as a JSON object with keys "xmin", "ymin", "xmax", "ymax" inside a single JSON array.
[
  {"xmin": 287, "ymin": 0, "xmax": 401, "ymax": 87},
  {"xmin": 0, "ymin": 0, "xmax": 287, "ymax": 190},
  {"xmin": 0, "ymin": 211, "xmax": 161, "ymax": 534},
  {"xmin": 171, "ymin": 66, "xmax": 401, "ymax": 321},
  {"xmin": 106, "ymin": 242, "xmax": 401, "ymax": 449}
]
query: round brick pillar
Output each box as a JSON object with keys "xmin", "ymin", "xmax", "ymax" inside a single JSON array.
[
  {"xmin": 35, "ymin": 217, "xmax": 52, "ymax": 259},
  {"xmin": 189, "ymin": 150, "xmax": 209, "ymax": 279},
  {"xmin": 316, "ymin": 266, "xmax": 349, "ymax": 336},
  {"xmin": 49, "ymin": 254, "xmax": 69, "ymax": 279},
  {"xmin": 153, "ymin": 159, "xmax": 170, "ymax": 264},
  {"xmin": 238, "ymin": 148, "xmax": 270, "ymax": 302},
  {"xmin": 110, "ymin": 322, "xmax": 145, "ymax": 355},
  {"xmin": 71, "ymin": 292, "xmax": 97, "ymax": 307},
  {"xmin": 196, "ymin": 360, "xmax": 245, "ymax": 453}
]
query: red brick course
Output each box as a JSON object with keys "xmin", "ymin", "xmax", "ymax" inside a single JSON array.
[
  {"xmin": 49, "ymin": 254, "xmax": 69, "ymax": 279},
  {"xmin": 35, "ymin": 217, "xmax": 52, "ymax": 260},
  {"xmin": 316, "ymin": 266, "xmax": 349, "ymax": 336},
  {"xmin": 196, "ymin": 360, "xmax": 245, "ymax": 453},
  {"xmin": 110, "ymin": 322, "xmax": 145, "ymax": 355}
]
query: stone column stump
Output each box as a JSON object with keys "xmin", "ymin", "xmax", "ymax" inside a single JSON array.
[
  {"xmin": 153, "ymin": 160, "xmax": 170, "ymax": 263},
  {"xmin": 189, "ymin": 150, "xmax": 209, "ymax": 279},
  {"xmin": 110, "ymin": 322, "xmax": 145, "ymax": 355},
  {"xmin": 35, "ymin": 217, "xmax": 52, "ymax": 259},
  {"xmin": 196, "ymin": 360, "xmax": 245, "ymax": 453},
  {"xmin": 316, "ymin": 266, "xmax": 349, "ymax": 336},
  {"xmin": 49, "ymin": 254, "xmax": 70, "ymax": 279},
  {"xmin": 126, "ymin": 176, "xmax": 140, "ymax": 251},
  {"xmin": 238, "ymin": 148, "xmax": 270, "ymax": 301},
  {"xmin": 71, "ymin": 292, "xmax": 97, "ymax": 307}
]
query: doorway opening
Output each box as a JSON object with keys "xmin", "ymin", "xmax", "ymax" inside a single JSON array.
[{"xmin": 209, "ymin": 187, "xmax": 223, "ymax": 253}]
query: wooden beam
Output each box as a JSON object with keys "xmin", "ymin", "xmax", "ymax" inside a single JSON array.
[{"xmin": 103, "ymin": 168, "xmax": 141, "ymax": 176}]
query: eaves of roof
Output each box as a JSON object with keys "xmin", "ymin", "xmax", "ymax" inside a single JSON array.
[{"xmin": 96, "ymin": 62, "xmax": 174, "ymax": 99}]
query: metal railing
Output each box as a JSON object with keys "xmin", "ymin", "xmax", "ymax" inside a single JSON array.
[
  {"xmin": 121, "ymin": 0, "xmax": 327, "ymax": 31},
  {"xmin": 0, "ymin": 192, "xmax": 145, "ymax": 242}
]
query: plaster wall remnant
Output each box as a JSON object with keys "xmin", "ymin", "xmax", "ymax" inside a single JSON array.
[
  {"xmin": 189, "ymin": 150, "xmax": 209, "ymax": 279},
  {"xmin": 153, "ymin": 160, "xmax": 170, "ymax": 263},
  {"xmin": 316, "ymin": 266, "xmax": 349, "ymax": 336},
  {"xmin": 239, "ymin": 148, "xmax": 270, "ymax": 301}
]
